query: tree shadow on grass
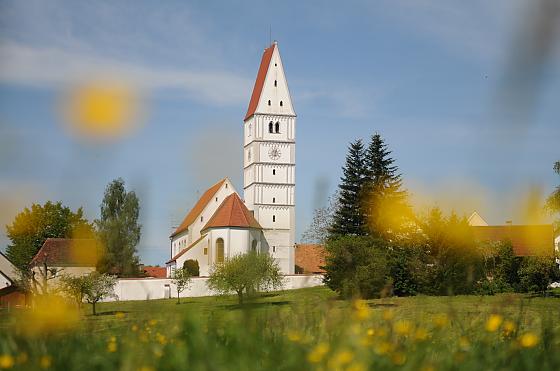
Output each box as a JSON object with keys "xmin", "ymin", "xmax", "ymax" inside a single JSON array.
[
  {"xmin": 88, "ymin": 310, "xmax": 131, "ymax": 317},
  {"xmin": 367, "ymin": 303, "xmax": 398, "ymax": 308},
  {"xmin": 220, "ymin": 301, "xmax": 291, "ymax": 311}
]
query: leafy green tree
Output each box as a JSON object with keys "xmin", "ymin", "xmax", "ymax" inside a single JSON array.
[
  {"xmin": 60, "ymin": 274, "xmax": 90, "ymax": 308},
  {"xmin": 363, "ymin": 133, "xmax": 412, "ymax": 238},
  {"xmin": 95, "ymin": 178, "xmax": 141, "ymax": 277},
  {"xmin": 302, "ymin": 192, "xmax": 339, "ymax": 244},
  {"xmin": 208, "ymin": 252, "xmax": 283, "ymax": 304},
  {"xmin": 323, "ymin": 236, "xmax": 389, "ymax": 298},
  {"xmin": 183, "ymin": 259, "xmax": 200, "ymax": 277},
  {"xmin": 83, "ymin": 272, "xmax": 117, "ymax": 315},
  {"xmin": 546, "ymin": 161, "xmax": 560, "ymax": 233},
  {"xmin": 329, "ymin": 140, "xmax": 368, "ymax": 238},
  {"xmin": 171, "ymin": 267, "xmax": 192, "ymax": 304},
  {"xmin": 5, "ymin": 201, "xmax": 94, "ymax": 272}
]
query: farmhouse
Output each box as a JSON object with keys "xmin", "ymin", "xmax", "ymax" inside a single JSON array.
[{"xmin": 166, "ymin": 41, "xmax": 297, "ymax": 277}]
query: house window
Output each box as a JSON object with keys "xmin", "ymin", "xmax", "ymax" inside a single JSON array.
[
  {"xmin": 273, "ymin": 246, "xmax": 276, "ymax": 253},
  {"xmin": 216, "ymin": 197, "xmax": 218, "ymax": 202},
  {"xmin": 204, "ymin": 247, "xmax": 208, "ymax": 255},
  {"xmin": 269, "ymin": 121, "xmax": 274, "ymax": 133},
  {"xmin": 268, "ymin": 100, "xmax": 271, "ymax": 106},
  {"xmin": 272, "ymin": 169, "xmax": 276, "ymax": 175},
  {"xmin": 225, "ymin": 183, "xmax": 228, "ymax": 189},
  {"xmin": 200, "ymin": 216, "xmax": 203, "ymax": 222},
  {"xmin": 216, "ymin": 238, "xmax": 224, "ymax": 264},
  {"xmin": 274, "ymin": 80, "xmax": 277, "ymax": 87},
  {"xmin": 273, "ymin": 215, "xmax": 276, "ymax": 222},
  {"xmin": 275, "ymin": 122, "xmax": 280, "ymax": 133},
  {"xmin": 280, "ymin": 101, "xmax": 283, "ymax": 107}
]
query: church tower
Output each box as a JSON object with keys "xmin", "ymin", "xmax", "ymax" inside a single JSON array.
[{"xmin": 243, "ymin": 41, "xmax": 296, "ymax": 274}]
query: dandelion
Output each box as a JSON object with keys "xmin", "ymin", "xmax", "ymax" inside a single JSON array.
[
  {"xmin": 374, "ymin": 341, "xmax": 394, "ymax": 355},
  {"xmin": 39, "ymin": 356, "xmax": 52, "ymax": 369},
  {"xmin": 0, "ymin": 355, "xmax": 15, "ymax": 369},
  {"xmin": 138, "ymin": 367, "xmax": 155, "ymax": 371},
  {"xmin": 382, "ymin": 309, "xmax": 395, "ymax": 321},
  {"xmin": 156, "ymin": 333, "xmax": 167, "ymax": 345},
  {"xmin": 391, "ymin": 352, "xmax": 407, "ymax": 365},
  {"xmin": 519, "ymin": 332, "xmax": 539, "ymax": 348},
  {"xmin": 421, "ymin": 365, "xmax": 436, "ymax": 371},
  {"xmin": 347, "ymin": 362, "xmax": 366, "ymax": 371},
  {"xmin": 353, "ymin": 299, "xmax": 371, "ymax": 320},
  {"xmin": 485, "ymin": 314, "xmax": 503, "ymax": 332},
  {"xmin": 394, "ymin": 320, "xmax": 413, "ymax": 336},
  {"xmin": 328, "ymin": 350, "xmax": 354, "ymax": 369},
  {"xmin": 366, "ymin": 328, "xmax": 375, "ymax": 336},
  {"xmin": 307, "ymin": 343, "xmax": 329, "ymax": 363},
  {"xmin": 415, "ymin": 328, "xmax": 429, "ymax": 341},
  {"xmin": 287, "ymin": 330, "xmax": 302, "ymax": 342},
  {"xmin": 115, "ymin": 312, "xmax": 125, "ymax": 319},
  {"xmin": 503, "ymin": 320, "xmax": 516, "ymax": 336},
  {"xmin": 149, "ymin": 319, "xmax": 158, "ymax": 326},
  {"xmin": 107, "ymin": 341, "xmax": 117, "ymax": 353},
  {"xmin": 131, "ymin": 324, "xmax": 139, "ymax": 332},
  {"xmin": 432, "ymin": 313, "xmax": 449, "ymax": 328}
]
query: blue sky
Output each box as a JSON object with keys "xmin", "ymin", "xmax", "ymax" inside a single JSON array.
[{"xmin": 1, "ymin": 0, "xmax": 559, "ymax": 265}]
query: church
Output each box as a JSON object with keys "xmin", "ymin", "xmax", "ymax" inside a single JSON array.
[{"xmin": 166, "ymin": 41, "xmax": 296, "ymax": 277}]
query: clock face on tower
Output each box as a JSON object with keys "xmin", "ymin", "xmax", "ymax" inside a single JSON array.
[{"xmin": 268, "ymin": 146, "xmax": 281, "ymax": 161}]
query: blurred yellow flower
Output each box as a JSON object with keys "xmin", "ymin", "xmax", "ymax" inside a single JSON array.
[
  {"xmin": 383, "ymin": 310, "xmax": 395, "ymax": 321},
  {"xmin": 347, "ymin": 362, "xmax": 366, "ymax": 371},
  {"xmin": 40, "ymin": 355, "xmax": 52, "ymax": 369},
  {"xmin": 287, "ymin": 330, "xmax": 302, "ymax": 342},
  {"xmin": 353, "ymin": 299, "xmax": 371, "ymax": 320},
  {"xmin": 415, "ymin": 328, "xmax": 429, "ymax": 341},
  {"xmin": 485, "ymin": 314, "xmax": 503, "ymax": 332},
  {"xmin": 0, "ymin": 355, "xmax": 15, "ymax": 369},
  {"xmin": 131, "ymin": 324, "xmax": 139, "ymax": 332},
  {"xmin": 107, "ymin": 341, "xmax": 117, "ymax": 353},
  {"xmin": 156, "ymin": 333, "xmax": 167, "ymax": 345},
  {"xmin": 366, "ymin": 328, "xmax": 375, "ymax": 336},
  {"xmin": 503, "ymin": 320, "xmax": 516, "ymax": 336},
  {"xmin": 519, "ymin": 332, "xmax": 539, "ymax": 348},
  {"xmin": 149, "ymin": 319, "xmax": 158, "ymax": 326},
  {"xmin": 374, "ymin": 341, "xmax": 394, "ymax": 355},
  {"xmin": 394, "ymin": 320, "xmax": 413, "ymax": 336},
  {"xmin": 432, "ymin": 313, "xmax": 449, "ymax": 328},
  {"xmin": 115, "ymin": 312, "xmax": 126, "ymax": 319},
  {"xmin": 328, "ymin": 350, "xmax": 354, "ymax": 368},
  {"xmin": 392, "ymin": 352, "xmax": 407, "ymax": 365},
  {"xmin": 459, "ymin": 336, "xmax": 470, "ymax": 350},
  {"xmin": 20, "ymin": 296, "xmax": 79, "ymax": 336},
  {"xmin": 421, "ymin": 365, "xmax": 436, "ymax": 371},
  {"xmin": 307, "ymin": 343, "xmax": 329, "ymax": 363},
  {"xmin": 138, "ymin": 367, "xmax": 155, "ymax": 371}
]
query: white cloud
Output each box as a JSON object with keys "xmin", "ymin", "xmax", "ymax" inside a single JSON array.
[{"xmin": 0, "ymin": 41, "xmax": 252, "ymax": 106}]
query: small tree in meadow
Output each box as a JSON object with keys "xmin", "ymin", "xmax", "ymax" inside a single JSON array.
[
  {"xmin": 171, "ymin": 267, "xmax": 192, "ymax": 304},
  {"xmin": 60, "ymin": 274, "xmax": 90, "ymax": 308},
  {"xmin": 83, "ymin": 272, "xmax": 117, "ymax": 315},
  {"xmin": 208, "ymin": 252, "xmax": 283, "ymax": 304}
]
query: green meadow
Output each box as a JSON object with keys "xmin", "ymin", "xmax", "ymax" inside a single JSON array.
[{"xmin": 1, "ymin": 287, "xmax": 560, "ymax": 370}]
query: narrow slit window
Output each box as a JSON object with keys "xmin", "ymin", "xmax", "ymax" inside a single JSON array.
[
  {"xmin": 273, "ymin": 215, "xmax": 276, "ymax": 222},
  {"xmin": 268, "ymin": 100, "xmax": 271, "ymax": 106},
  {"xmin": 273, "ymin": 197, "xmax": 276, "ymax": 203},
  {"xmin": 272, "ymin": 169, "xmax": 276, "ymax": 175},
  {"xmin": 273, "ymin": 246, "xmax": 276, "ymax": 253},
  {"xmin": 274, "ymin": 80, "xmax": 277, "ymax": 87},
  {"xmin": 200, "ymin": 216, "xmax": 203, "ymax": 222},
  {"xmin": 275, "ymin": 122, "xmax": 280, "ymax": 133},
  {"xmin": 269, "ymin": 121, "xmax": 274, "ymax": 133},
  {"xmin": 280, "ymin": 101, "xmax": 283, "ymax": 107}
]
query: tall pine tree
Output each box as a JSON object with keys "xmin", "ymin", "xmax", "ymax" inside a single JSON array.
[
  {"xmin": 329, "ymin": 139, "xmax": 368, "ymax": 238},
  {"xmin": 363, "ymin": 133, "xmax": 411, "ymax": 238}
]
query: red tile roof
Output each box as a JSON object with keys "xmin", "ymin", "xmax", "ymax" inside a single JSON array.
[
  {"xmin": 166, "ymin": 234, "xmax": 207, "ymax": 264},
  {"xmin": 472, "ymin": 224, "xmax": 554, "ymax": 256},
  {"xmin": 30, "ymin": 238, "xmax": 99, "ymax": 267},
  {"xmin": 244, "ymin": 43, "xmax": 275, "ymax": 121},
  {"xmin": 171, "ymin": 178, "xmax": 227, "ymax": 238},
  {"xmin": 143, "ymin": 266, "xmax": 167, "ymax": 278},
  {"xmin": 295, "ymin": 244, "xmax": 326, "ymax": 274},
  {"xmin": 202, "ymin": 193, "xmax": 262, "ymax": 231}
]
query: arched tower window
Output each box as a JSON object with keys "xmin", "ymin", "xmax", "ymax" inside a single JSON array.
[
  {"xmin": 251, "ymin": 240, "xmax": 258, "ymax": 252},
  {"xmin": 269, "ymin": 121, "xmax": 274, "ymax": 133},
  {"xmin": 216, "ymin": 238, "xmax": 224, "ymax": 264},
  {"xmin": 268, "ymin": 100, "xmax": 271, "ymax": 106},
  {"xmin": 273, "ymin": 215, "xmax": 276, "ymax": 222},
  {"xmin": 280, "ymin": 101, "xmax": 283, "ymax": 107},
  {"xmin": 275, "ymin": 122, "xmax": 280, "ymax": 133},
  {"xmin": 274, "ymin": 80, "xmax": 277, "ymax": 87}
]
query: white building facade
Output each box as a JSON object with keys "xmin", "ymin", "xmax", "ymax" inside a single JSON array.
[{"xmin": 167, "ymin": 42, "xmax": 297, "ymax": 276}]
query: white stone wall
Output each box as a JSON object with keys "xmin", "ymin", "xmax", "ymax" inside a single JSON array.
[{"xmin": 103, "ymin": 274, "xmax": 324, "ymax": 302}]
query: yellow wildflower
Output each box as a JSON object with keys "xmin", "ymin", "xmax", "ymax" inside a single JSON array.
[
  {"xmin": 353, "ymin": 300, "xmax": 371, "ymax": 320},
  {"xmin": 131, "ymin": 324, "xmax": 139, "ymax": 332},
  {"xmin": 156, "ymin": 333, "xmax": 167, "ymax": 345},
  {"xmin": 382, "ymin": 309, "xmax": 395, "ymax": 321},
  {"xmin": 287, "ymin": 330, "xmax": 302, "ymax": 342},
  {"xmin": 40, "ymin": 356, "xmax": 52, "ymax": 369},
  {"xmin": 392, "ymin": 352, "xmax": 407, "ymax": 365},
  {"xmin": 421, "ymin": 365, "xmax": 436, "ymax": 371},
  {"xmin": 138, "ymin": 367, "xmax": 155, "ymax": 371},
  {"xmin": 20, "ymin": 296, "xmax": 79, "ymax": 336},
  {"xmin": 366, "ymin": 328, "xmax": 375, "ymax": 336},
  {"xmin": 394, "ymin": 320, "xmax": 413, "ymax": 336},
  {"xmin": 485, "ymin": 314, "xmax": 503, "ymax": 332},
  {"xmin": 519, "ymin": 332, "xmax": 539, "ymax": 348},
  {"xmin": 432, "ymin": 313, "xmax": 449, "ymax": 328},
  {"xmin": 347, "ymin": 362, "xmax": 366, "ymax": 371},
  {"xmin": 503, "ymin": 320, "xmax": 516, "ymax": 336},
  {"xmin": 307, "ymin": 343, "xmax": 329, "ymax": 363},
  {"xmin": 374, "ymin": 341, "xmax": 394, "ymax": 355},
  {"xmin": 328, "ymin": 350, "xmax": 354, "ymax": 369},
  {"xmin": 459, "ymin": 336, "xmax": 470, "ymax": 350},
  {"xmin": 149, "ymin": 319, "xmax": 158, "ymax": 326},
  {"xmin": 107, "ymin": 341, "xmax": 117, "ymax": 353},
  {"xmin": 415, "ymin": 328, "xmax": 429, "ymax": 341},
  {"xmin": 154, "ymin": 349, "xmax": 163, "ymax": 358},
  {"xmin": 0, "ymin": 355, "xmax": 15, "ymax": 369},
  {"xmin": 115, "ymin": 312, "xmax": 125, "ymax": 319}
]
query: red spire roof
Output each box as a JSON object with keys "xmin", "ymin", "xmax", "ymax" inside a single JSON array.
[
  {"xmin": 202, "ymin": 193, "xmax": 262, "ymax": 230},
  {"xmin": 171, "ymin": 178, "xmax": 227, "ymax": 238},
  {"xmin": 244, "ymin": 43, "xmax": 276, "ymax": 121}
]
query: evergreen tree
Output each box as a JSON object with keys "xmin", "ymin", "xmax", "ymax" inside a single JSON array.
[
  {"xmin": 95, "ymin": 178, "xmax": 141, "ymax": 276},
  {"xmin": 329, "ymin": 140, "xmax": 368, "ymax": 237},
  {"xmin": 363, "ymin": 133, "xmax": 411, "ymax": 237}
]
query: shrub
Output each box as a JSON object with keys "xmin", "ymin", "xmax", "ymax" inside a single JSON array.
[
  {"xmin": 323, "ymin": 236, "xmax": 389, "ymax": 299},
  {"xmin": 183, "ymin": 259, "xmax": 200, "ymax": 277},
  {"xmin": 518, "ymin": 256, "xmax": 559, "ymax": 294}
]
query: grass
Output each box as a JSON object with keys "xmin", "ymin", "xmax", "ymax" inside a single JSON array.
[{"xmin": 1, "ymin": 287, "xmax": 560, "ymax": 370}]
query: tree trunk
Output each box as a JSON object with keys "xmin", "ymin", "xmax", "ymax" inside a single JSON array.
[
  {"xmin": 237, "ymin": 290, "xmax": 243, "ymax": 305},
  {"xmin": 92, "ymin": 301, "xmax": 97, "ymax": 315},
  {"xmin": 177, "ymin": 290, "xmax": 180, "ymax": 304}
]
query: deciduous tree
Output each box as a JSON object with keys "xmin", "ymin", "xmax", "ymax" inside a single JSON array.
[{"xmin": 171, "ymin": 267, "xmax": 192, "ymax": 304}]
